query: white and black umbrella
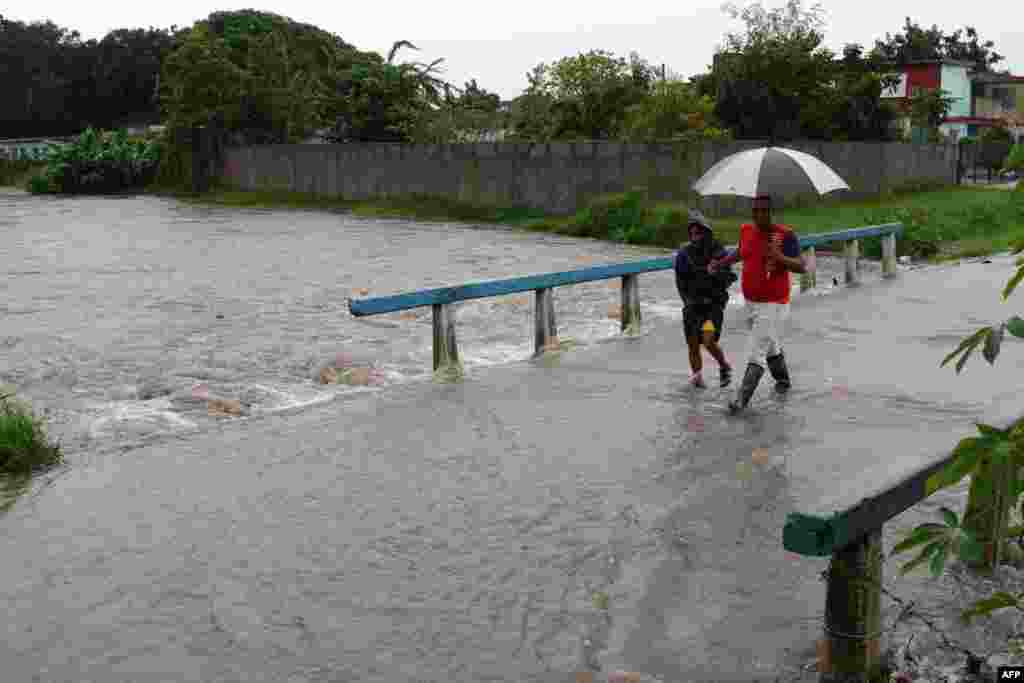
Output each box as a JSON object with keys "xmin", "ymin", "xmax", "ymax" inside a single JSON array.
[{"xmin": 692, "ymin": 146, "xmax": 850, "ymax": 198}]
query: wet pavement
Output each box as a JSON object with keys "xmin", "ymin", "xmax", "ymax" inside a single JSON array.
[{"xmin": 2, "ymin": 190, "xmax": 1023, "ymax": 681}]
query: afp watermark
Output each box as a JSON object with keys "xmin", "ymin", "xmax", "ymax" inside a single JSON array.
[{"xmin": 999, "ymin": 667, "xmax": 1024, "ymax": 680}]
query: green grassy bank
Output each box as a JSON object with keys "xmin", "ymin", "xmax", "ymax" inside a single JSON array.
[{"xmin": 183, "ymin": 183, "xmax": 1024, "ymax": 263}]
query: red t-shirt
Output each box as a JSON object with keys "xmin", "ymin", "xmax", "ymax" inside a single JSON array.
[{"xmin": 739, "ymin": 223, "xmax": 800, "ymax": 304}]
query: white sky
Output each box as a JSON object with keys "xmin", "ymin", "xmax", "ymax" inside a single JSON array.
[{"xmin": 5, "ymin": 0, "xmax": 1022, "ymax": 101}]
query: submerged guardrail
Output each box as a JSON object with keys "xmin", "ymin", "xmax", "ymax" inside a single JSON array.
[{"xmin": 348, "ymin": 223, "xmax": 903, "ymax": 377}]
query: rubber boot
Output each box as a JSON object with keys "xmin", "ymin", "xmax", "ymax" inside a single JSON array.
[
  {"xmin": 728, "ymin": 363, "xmax": 764, "ymax": 414},
  {"xmin": 766, "ymin": 352, "xmax": 791, "ymax": 393}
]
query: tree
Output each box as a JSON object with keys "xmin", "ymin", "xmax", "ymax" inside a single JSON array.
[
  {"xmin": 713, "ymin": 0, "xmax": 836, "ymax": 141},
  {"xmin": 907, "ymin": 87, "xmax": 956, "ymax": 133},
  {"xmin": 719, "ymin": 0, "xmax": 827, "ymax": 46},
  {"xmin": 0, "ymin": 15, "xmax": 179, "ymax": 137},
  {"xmin": 871, "ymin": 18, "xmax": 1004, "ymax": 73},
  {"xmin": 819, "ymin": 44, "xmax": 901, "ymax": 142},
  {"xmin": 512, "ymin": 50, "xmax": 656, "ymax": 141},
  {"xmin": 159, "ymin": 10, "xmax": 382, "ymax": 144},
  {"xmin": 326, "ymin": 39, "xmax": 457, "ymax": 143},
  {"xmin": 620, "ymin": 77, "xmax": 730, "ymax": 142},
  {"xmin": 159, "ymin": 22, "xmax": 249, "ymax": 131}
]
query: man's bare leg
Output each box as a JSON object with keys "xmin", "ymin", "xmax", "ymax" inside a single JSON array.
[
  {"xmin": 702, "ymin": 332, "xmax": 730, "ymax": 369},
  {"xmin": 687, "ymin": 335, "xmax": 706, "ymax": 387}
]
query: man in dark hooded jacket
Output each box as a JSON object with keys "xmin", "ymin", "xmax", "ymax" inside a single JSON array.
[{"xmin": 674, "ymin": 209, "xmax": 736, "ymax": 388}]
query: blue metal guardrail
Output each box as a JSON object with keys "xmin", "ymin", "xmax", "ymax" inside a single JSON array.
[{"xmin": 349, "ymin": 223, "xmax": 902, "ymax": 316}]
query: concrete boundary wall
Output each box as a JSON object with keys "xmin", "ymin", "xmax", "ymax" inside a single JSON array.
[{"xmin": 221, "ymin": 140, "xmax": 958, "ymax": 217}]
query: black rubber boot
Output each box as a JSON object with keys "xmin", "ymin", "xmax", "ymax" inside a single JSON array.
[
  {"xmin": 728, "ymin": 363, "xmax": 764, "ymax": 414},
  {"xmin": 719, "ymin": 364, "xmax": 732, "ymax": 388},
  {"xmin": 766, "ymin": 352, "xmax": 791, "ymax": 393}
]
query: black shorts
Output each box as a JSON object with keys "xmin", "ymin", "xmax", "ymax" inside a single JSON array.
[{"xmin": 683, "ymin": 303, "xmax": 725, "ymax": 341}]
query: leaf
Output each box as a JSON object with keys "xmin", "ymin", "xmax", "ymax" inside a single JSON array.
[
  {"xmin": 955, "ymin": 340, "xmax": 979, "ymax": 374},
  {"xmin": 976, "ymin": 422, "xmax": 1007, "ymax": 437},
  {"xmin": 960, "ymin": 592, "xmax": 1022, "ymax": 624},
  {"xmin": 941, "ymin": 327, "xmax": 987, "ymax": 370},
  {"xmin": 983, "ymin": 324, "xmax": 1005, "ymax": 364},
  {"xmin": 958, "ymin": 532, "xmax": 986, "ymax": 562},
  {"xmin": 991, "ymin": 440, "xmax": 1014, "ymax": 467},
  {"xmin": 1004, "ymin": 524, "xmax": 1024, "ymax": 539},
  {"xmin": 1008, "ymin": 316, "xmax": 1024, "ymax": 339},
  {"xmin": 929, "ymin": 542, "xmax": 950, "ymax": 578},
  {"xmin": 929, "ymin": 437, "xmax": 986, "ymax": 492},
  {"xmin": 892, "ymin": 523, "xmax": 948, "ymax": 555},
  {"xmin": 939, "ymin": 506, "xmax": 959, "ymax": 528},
  {"xmin": 899, "ymin": 541, "xmax": 944, "ymax": 576},
  {"xmin": 1004, "ymin": 266, "xmax": 1024, "ymax": 301}
]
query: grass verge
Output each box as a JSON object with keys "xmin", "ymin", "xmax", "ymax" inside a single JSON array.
[
  {"xmin": 0, "ymin": 389, "xmax": 63, "ymax": 478},
  {"xmin": 164, "ymin": 181, "xmax": 1023, "ymax": 263}
]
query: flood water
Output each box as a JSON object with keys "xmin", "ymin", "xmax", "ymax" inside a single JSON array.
[
  {"xmin": 2, "ymin": 189, "xmax": 1006, "ymax": 683},
  {"xmin": 0, "ymin": 190, "xmax": 859, "ymax": 458}
]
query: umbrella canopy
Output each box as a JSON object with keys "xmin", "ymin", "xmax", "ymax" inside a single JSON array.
[{"xmin": 692, "ymin": 146, "xmax": 850, "ymax": 198}]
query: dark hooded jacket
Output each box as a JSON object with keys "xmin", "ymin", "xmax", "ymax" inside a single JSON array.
[{"xmin": 674, "ymin": 225, "xmax": 736, "ymax": 307}]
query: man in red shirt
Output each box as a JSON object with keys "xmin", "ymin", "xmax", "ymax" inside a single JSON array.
[{"xmin": 709, "ymin": 194, "xmax": 806, "ymax": 414}]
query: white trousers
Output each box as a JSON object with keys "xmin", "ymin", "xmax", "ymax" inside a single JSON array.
[{"xmin": 740, "ymin": 301, "xmax": 790, "ymax": 366}]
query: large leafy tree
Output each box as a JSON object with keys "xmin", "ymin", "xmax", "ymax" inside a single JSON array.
[
  {"xmin": 511, "ymin": 50, "xmax": 656, "ymax": 141},
  {"xmin": 871, "ymin": 18, "xmax": 1004, "ymax": 73},
  {"xmin": 160, "ymin": 10, "xmax": 358, "ymax": 144},
  {"xmin": 710, "ymin": 0, "xmax": 899, "ymax": 142},
  {"xmin": 713, "ymin": 0, "xmax": 835, "ymax": 141},
  {"xmin": 0, "ymin": 15, "xmax": 178, "ymax": 137},
  {"xmin": 326, "ymin": 40, "xmax": 453, "ymax": 142},
  {"xmin": 823, "ymin": 44, "xmax": 901, "ymax": 141}
]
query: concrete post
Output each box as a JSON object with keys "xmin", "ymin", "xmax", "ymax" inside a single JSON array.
[
  {"xmin": 432, "ymin": 304, "xmax": 463, "ymax": 380},
  {"xmin": 621, "ymin": 274, "xmax": 641, "ymax": 335},
  {"xmin": 881, "ymin": 234, "xmax": 897, "ymax": 279},
  {"xmin": 820, "ymin": 527, "xmax": 883, "ymax": 683},
  {"xmin": 800, "ymin": 246, "xmax": 817, "ymax": 292},
  {"xmin": 534, "ymin": 288, "xmax": 559, "ymax": 355},
  {"xmin": 844, "ymin": 240, "xmax": 859, "ymax": 286}
]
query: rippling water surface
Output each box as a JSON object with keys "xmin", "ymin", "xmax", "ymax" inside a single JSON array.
[
  {"xmin": 7, "ymin": 189, "xmax": 972, "ymax": 683},
  {"xmin": 0, "ymin": 190, "xmax": 862, "ymax": 456}
]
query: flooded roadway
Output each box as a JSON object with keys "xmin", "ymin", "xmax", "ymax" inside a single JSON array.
[{"xmin": 1, "ymin": 190, "xmax": 1021, "ymax": 681}]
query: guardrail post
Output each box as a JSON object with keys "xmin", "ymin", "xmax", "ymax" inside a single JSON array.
[
  {"xmin": 621, "ymin": 274, "xmax": 641, "ymax": 335},
  {"xmin": 534, "ymin": 288, "xmax": 558, "ymax": 355},
  {"xmin": 844, "ymin": 240, "xmax": 860, "ymax": 286},
  {"xmin": 881, "ymin": 234, "xmax": 897, "ymax": 279},
  {"xmin": 432, "ymin": 304, "xmax": 463, "ymax": 379},
  {"xmin": 820, "ymin": 527, "xmax": 883, "ymax": 683},
  {"xmin": 800, "ymin": 246, "xmax": 817, "ymax": 292}
]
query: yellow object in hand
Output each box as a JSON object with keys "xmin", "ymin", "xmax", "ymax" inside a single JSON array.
[{"xmin": 702, "ymin": 320, "xmax": 716, "ymax": 333}]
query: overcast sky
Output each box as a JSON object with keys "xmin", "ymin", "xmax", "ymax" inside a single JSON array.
[{"xmin": 6, "ymin": 0, "xmax": 1022, "ymax": 101}]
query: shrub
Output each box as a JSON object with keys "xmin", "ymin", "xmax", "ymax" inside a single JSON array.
[
  {"xmin": 570, "ymin": 190, "xmax": 646, "ymax": 241},
  {"xmin": 0, "ymin": 391, "xmax": 62, "ymax": 476},
  {"xmin": 34, "ymin": 127, "xmax": 164, "ymax": 194}
]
